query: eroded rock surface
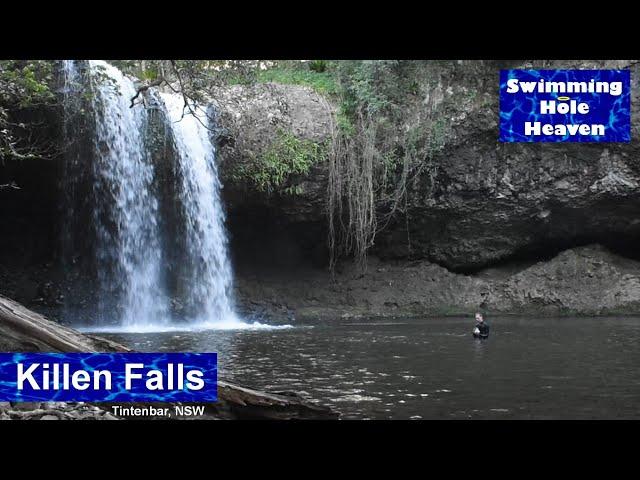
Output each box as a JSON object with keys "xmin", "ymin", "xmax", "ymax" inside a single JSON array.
[{"xmin": 236, "ymin": 245, "xmax": 640, "ymax": 320}]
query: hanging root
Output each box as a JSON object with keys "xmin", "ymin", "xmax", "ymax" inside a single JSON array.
[
  {"xmin": 327, "ymin": 114, "xmax": 379, "ymax": 275},
  {"xmin": 327, "ymin": 113, "xmax": 437, "ymax": 275}
]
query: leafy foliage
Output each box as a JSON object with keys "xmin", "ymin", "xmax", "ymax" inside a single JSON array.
[
  {"xmin": 332, "ymin": 60, "xmax": 423, "ymax": 120},
  {"xmin": 0, "ymin": 60, "xmax": 58, "ymax": 163},
  {"xmin": 308, "ymin": 60, "xmax": 328, "ymax": 73},
  {"xmin": 0, "ymin": 60, "xmax": 56, "ymax": 107},
  {"xmin": 230, "ymin": 129, "xmax": 326, "ymax": 194},
  {"xmin": 0, "ymin": 59, "xmax": 454, "ymax": 272}
]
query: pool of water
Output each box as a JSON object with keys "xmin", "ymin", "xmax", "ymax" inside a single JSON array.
[{"xmin": 96, "ymin": 316, "xmax": 640, "ymax": 419}]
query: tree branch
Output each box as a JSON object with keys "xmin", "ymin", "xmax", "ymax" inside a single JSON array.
[
  {"xmin": 129, "ymin": 78, "xmax": 165, "ymax": 108},
  {"xmin": 168, "ymin": 60, "xmax": 214, "ymax": 130}
]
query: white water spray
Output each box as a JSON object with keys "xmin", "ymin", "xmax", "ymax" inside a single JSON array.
[
  {"xmin": 160, "ymin": 93, "xmax": 242, "ymax": 327},
  {"xmin": 88, "ymin": 60, "xmax": 168, "ymax": 327}
]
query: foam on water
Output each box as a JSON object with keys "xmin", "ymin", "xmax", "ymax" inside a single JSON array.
[{"xmin": 81, "ymin": 321, "xmax": 293, "ymax": 334}]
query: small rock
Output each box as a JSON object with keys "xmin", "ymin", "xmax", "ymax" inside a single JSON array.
[{"xmin": 40, "ymin": 415, "xmax": 60, "ymax": 420}]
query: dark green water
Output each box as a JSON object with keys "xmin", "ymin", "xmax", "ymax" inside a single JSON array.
[{"xmin": 97, "ymin": 316, "xmax": 640, "ymax": 419}]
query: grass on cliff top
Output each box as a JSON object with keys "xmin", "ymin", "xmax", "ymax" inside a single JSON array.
[
  {"xmin": 256, "ymin": 68, "xmax": 339, "ymax": 96},
  {"xmin": 256, "ymin": 65, "xmax": 356, "ymax": 134}
]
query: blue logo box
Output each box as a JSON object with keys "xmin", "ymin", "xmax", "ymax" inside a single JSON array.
[
  {"xmin": 499, "ymin": 69, "xmax": 631, "ymax": 142},
  {"xmin": 0, "ymin": 352, "xmax": 217, "ymax": 402}
]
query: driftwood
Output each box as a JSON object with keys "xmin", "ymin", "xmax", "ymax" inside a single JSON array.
[{"xmin": 0, "ymin": 294, "xmax": 338, "ymax": 420}]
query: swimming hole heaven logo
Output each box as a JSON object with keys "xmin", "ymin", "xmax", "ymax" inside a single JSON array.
[
  {"xmin": 0, "ymin": 352, "xmax": 217, "ymax": 402},
  {"xmin": 499, "ymin": 69, "xmax": 630, "ymax": 142}
]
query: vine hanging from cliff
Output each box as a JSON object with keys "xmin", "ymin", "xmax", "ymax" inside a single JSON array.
[
  {"xmin": 326, "ymin": 61, "xmax": 451, "ymax": 274},
  {"xmin": 328, "ymin": 113, "xmax": 379, "ymax": 273},
  {"xmin": 327, "ymin": 117, "xmax": 433, "ymax": 274}
]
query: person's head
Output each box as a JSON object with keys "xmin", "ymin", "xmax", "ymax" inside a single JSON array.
[{"xmin": 475, "ymin": 312, "xmax": 484, "ymax": 323}]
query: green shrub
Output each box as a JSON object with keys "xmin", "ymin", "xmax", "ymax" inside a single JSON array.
[
  {"xmin": 336, "ymin": 106, "xmax": 355, "ymax": 136},
  {"xmin": 308, "ymin": 60, "xmax": 327, "ymax": 73},
  {"xmin": 231, "ymin": 129, "xmax": 326, "ymax": 194}
]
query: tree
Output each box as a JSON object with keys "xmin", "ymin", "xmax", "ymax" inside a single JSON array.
[{"xmin": 0, "ymin": 60, "xmax": 58, "ymax": 165}]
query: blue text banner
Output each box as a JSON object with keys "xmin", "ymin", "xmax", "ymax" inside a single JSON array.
[{"xmin": 0, "ymin": 352, "xmax": 217, "ymax": 402}]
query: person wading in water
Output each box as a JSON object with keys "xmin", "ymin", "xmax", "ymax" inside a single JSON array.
[{"xmin": 473, "ymin": 312, "xmax": 490, "ymax": 339}]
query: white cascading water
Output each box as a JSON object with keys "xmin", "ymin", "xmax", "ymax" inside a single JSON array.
[
  {"xmin": 88, "ymin": 60, "xmax": 169, "ymax": 328},
  {"xmin": 159, "ymin": 93, "xmax": 241, "ymax": 327},
  {"xmin": 61, "ymin": 60, "xmax": 284, "ymax": 331}
]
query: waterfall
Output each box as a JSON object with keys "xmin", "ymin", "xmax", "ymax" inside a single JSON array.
[
  {"xmin": 159, "ymin": 93, "xmax": 239, "ymax": 326},
  {"xmin": 58, "ymin": 60, "xmax": 280, "ymax": 331},
  {"xmin": 88, "ymin": 60, "xmax": 169, "ymax": 327}
]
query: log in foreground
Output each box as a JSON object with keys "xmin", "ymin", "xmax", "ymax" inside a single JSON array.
[{"xmin": 0, "ymin": 294, "xmax": 338, "ymax": 420}]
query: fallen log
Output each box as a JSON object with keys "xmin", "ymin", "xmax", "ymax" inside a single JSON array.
[
  {"xmin": 0, "ymin": 294, "xmax": 129, "ymax": 353},
  {"xmin": 0, "ymin": 294, "xmax": 338, "ymax": 420}
]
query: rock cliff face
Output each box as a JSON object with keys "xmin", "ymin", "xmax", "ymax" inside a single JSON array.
[
  {"xmin": 235, "ymin": 245, "xmax": 640, "ymax": 320},
  {"xmin": 212, "ymin": 60, "xmax": 640, "ymax": 272},
  {"xmin": 210, "ymin": 83, "xmax": 335, "ymax": 269}
]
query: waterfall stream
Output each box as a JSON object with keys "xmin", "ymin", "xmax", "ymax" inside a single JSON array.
[
  {"xmin": 60, "ymin": 60, "xmax": 260, "ymax": 331},
  {"xmin": 89, "ymin": 60, "xmax": 169, "ymax": 328},
  {"xmin": 160, "ymin": 93, "xmax": 238, "ymax": 326}
]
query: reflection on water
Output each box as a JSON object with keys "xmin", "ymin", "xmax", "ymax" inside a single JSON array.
[{"xmin": 97, "ymin": 316, "xmax": 640, "ymax": 419}]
